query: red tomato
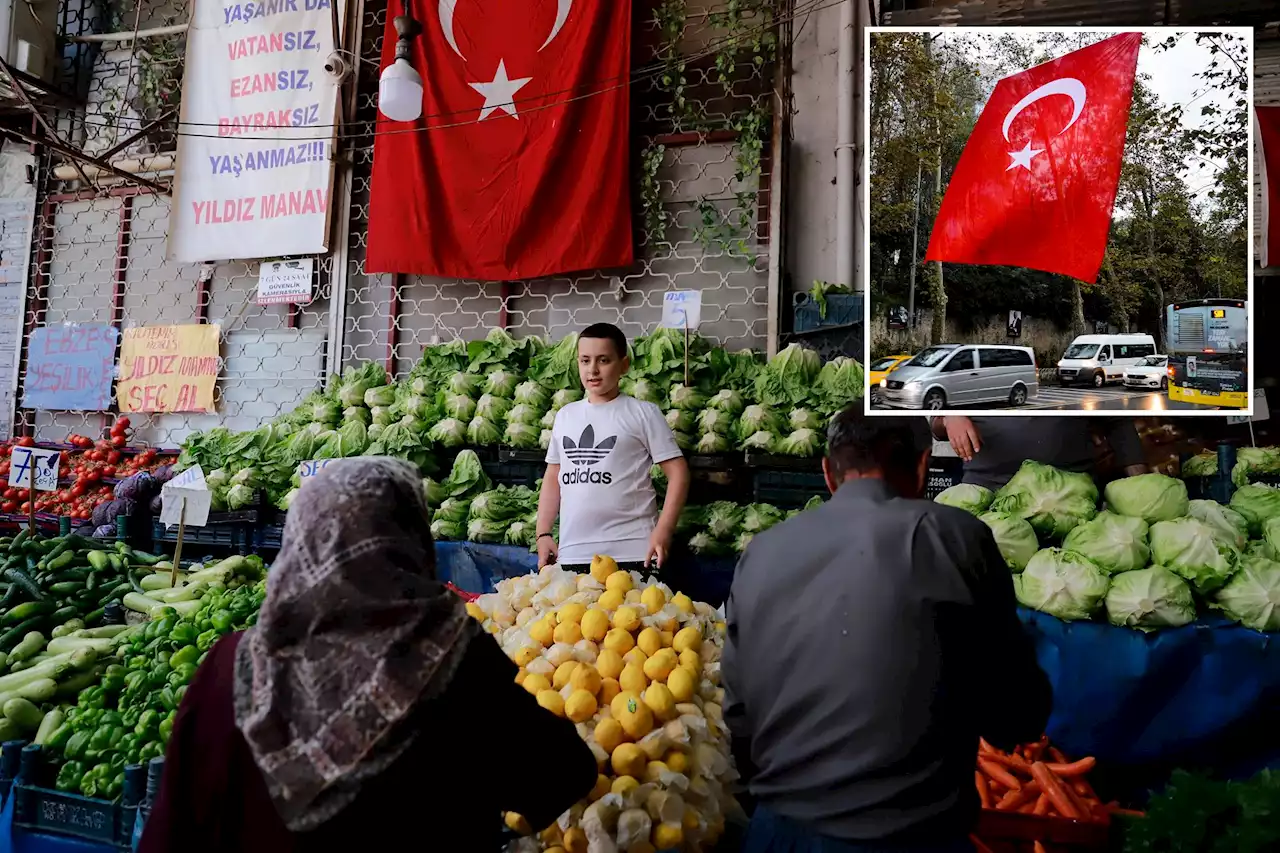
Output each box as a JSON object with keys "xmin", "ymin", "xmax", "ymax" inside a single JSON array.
[
  {"xmin": 110, "ymin": 435, "xmax": 126, "ymax": 448},
  {"xmin": 107, "ymin": 451, "xmax": 122, "ymax": 464},
  {"xmin": 17, "ymin": 437, "xmax": 34, "ymax": 447},
  {"xmin": 1, "ymin": 502, "xmax": 14, "ymax": 513},
  {"xmin": 116, "ymin": 417, "xmax": 130, "ymax": 429}
]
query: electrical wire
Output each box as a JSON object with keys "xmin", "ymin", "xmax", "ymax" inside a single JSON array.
[{"xmin": 55, "ymin": 0, "xmax": 840, "ymax": 144}]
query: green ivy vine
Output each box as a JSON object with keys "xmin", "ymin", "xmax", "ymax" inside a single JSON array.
[{"xmin": 644, "ymin": 0, "xmax": 777, "ymax": 261}]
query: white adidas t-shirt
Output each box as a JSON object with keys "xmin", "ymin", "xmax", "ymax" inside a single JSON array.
[{"xmin": 546, "ymin": 394, "xmax": 683, "ymax": 564}]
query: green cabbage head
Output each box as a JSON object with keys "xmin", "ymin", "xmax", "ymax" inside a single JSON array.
[
  {"xmin": 1149, "ymin": 518, "xmax": 1238, "ymax": 594},
  {"xmin": 1212, "ymin": 555, "xmax": 1280, "ymax": 632},
  {"xmin": 934, "ymin": 484, "xmax": 993, "ymax": 515},
  {"xmin": 1104, "ymin": 567, "xmax": 1197, "ymax": 631},
  {"xmin": 1228, "ymin": 483, "xmax": 1280, "ymax": 537},
  {"xmin": 1103, "ymin": 473, "xmax": 1189, "ymax": 523},
  {"xmin": 1014, "ymin": 548, "xmax": 1111, "ymax": 621},
  {"xmin": 1187, "ymin": 500, "xmax": 1248, "ymax": 551},
  {"xmin": 979, "ymin": 512, "xmax": 1040, "ymax": 572},
  {"xmin": 1061, "ymin": 511, "xmax": 1150, "ymax": 575},
  {"xmin": 990, "ymin": 461, "xmax": 1099, "ymax": 539}
]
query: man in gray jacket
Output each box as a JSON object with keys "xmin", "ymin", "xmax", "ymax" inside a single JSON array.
[{"xmin": 723, "ymin": 408, "xmax": 1051, "ymax": 852}]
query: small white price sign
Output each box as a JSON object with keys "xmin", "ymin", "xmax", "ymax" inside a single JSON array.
[
  {"xmin": 661, "ymin": 291, "xmax": 702, "ymax": 330},
  {"xmin": 161, "ymin": 464, "xmax": 211, "ymax": 527},
  {"xmin": 1227, "ymin": 389, "xmax": 1270, "ymax": 425},
  {"xmin": 7, "ymin": 446, "xmax": 60, "ymax": 492},
  {"xmin": 298, "ymin": 459, "xmax": 334, "ymax": 481}
]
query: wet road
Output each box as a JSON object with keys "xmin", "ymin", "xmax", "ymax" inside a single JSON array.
[{"xmin": 872, "ymin": 384, "xmax": 1228, "ymax": 412}]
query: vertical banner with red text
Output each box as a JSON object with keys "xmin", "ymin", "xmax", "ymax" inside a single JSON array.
[
  {"xmin": 168, "ymin": 0, "xmax": 345, "ymax": 262},
  {"xmin": 116, "ymin": 325, "xmax": 222, "ymax": 414}
]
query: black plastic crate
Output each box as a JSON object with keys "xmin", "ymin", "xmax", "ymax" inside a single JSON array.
[
  {"xmin": 792, "ymin": 292, "xmax": 864, "ymax": 333},
  {"xmin": 151, "ymin": 519, "xmax": 252, "ymax": 554},
  {"xmin": 4, "ymin": 743, "xmax": 146, "ymax": 849},
  {"xmin": 257, "ymin": 523, "xmax": 285, "ymax": 550},
  {"xmin": 488, "ymin": 450, "xmax": 544, "ymax": 488},
  {"xmin": 748, "ymin": 453, "xmax": 826, "ymax": 509}
]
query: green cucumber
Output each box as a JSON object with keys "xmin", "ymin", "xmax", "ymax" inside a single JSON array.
[
  {"xmin": 1, "ymin": 570, "xmax": 43, "ymax": 604},
  {"xmin": 0, "ymin": 619, "xmax": 44, "ymax": 653},
  {"xmin": 1, "ymin": 601, "xmax": 52, "ymax": 627}
]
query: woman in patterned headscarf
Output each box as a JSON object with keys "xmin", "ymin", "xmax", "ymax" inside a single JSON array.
[{"xmin": 139, "ymin": 457, "xmax": 596, "ymax": 852}]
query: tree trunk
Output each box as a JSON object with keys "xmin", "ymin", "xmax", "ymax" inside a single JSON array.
[
  {"xmin": 1070, "ymin": 281, "xmax": 1086, "ymax": 336},
  {"xmin": 1144, "ymin": 172, "xmax": 1166, "ymax": 352},
  {"xmin": 926, "ymin": 36, "xmax": 946, "ymax": 345}
]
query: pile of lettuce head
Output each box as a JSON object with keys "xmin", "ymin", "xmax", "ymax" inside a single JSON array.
[{"xmin": 934, "ymin": 463, "xmax": 1280, "ymax": 632}]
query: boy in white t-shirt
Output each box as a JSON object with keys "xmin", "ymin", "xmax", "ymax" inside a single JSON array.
[{"xmin": 537, "ymin": 323, "xmax": 690, "ymax": 572}]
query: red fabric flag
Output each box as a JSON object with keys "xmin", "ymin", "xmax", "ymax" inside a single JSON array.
[
  {"xmin": 366, "ymin": 0, "xmax": 634, "ymax": 280},
  {"xmin": 924, "ymin": 32, "xmax": 1141, "ymax": 284},
  {"xmin": 1257, "ymin": 106, "xmax": 1280, "ymax": 269}
]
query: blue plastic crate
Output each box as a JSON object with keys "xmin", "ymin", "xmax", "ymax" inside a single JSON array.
[
  {"xmin": 257, "ymin": 523, "xmax": 285, "ymax": 551},
  {"xmin": 793, "ymin": 292, "xmax": 864, "ymax": 333}
]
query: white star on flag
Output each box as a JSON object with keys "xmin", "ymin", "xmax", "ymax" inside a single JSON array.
[
  {"xmin": 470, "ymin": 60, "xmax": 533, "ymax": 121},
  {"xmin": 1006, "ymin": 140, "xmax": 1044, "ymax": 172}
]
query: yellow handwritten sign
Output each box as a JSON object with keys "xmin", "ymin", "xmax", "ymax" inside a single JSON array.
[{"xmin": 116, "ymin": 325, "xmax": 221, "ymax": 413}]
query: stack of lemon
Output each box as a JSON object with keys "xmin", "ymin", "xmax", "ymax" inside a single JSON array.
[{"xmin": 468, "ymin": 556, "xmax": 739, "ymax": 853}]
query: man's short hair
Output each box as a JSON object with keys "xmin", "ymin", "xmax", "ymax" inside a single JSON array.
[
  {"xmin": 825, "ymin": 406, "xmax": 932, "ymax": 478},
  {"xmin": 579, "ymin": 323, "xmax": 628, "ymax": 360}
]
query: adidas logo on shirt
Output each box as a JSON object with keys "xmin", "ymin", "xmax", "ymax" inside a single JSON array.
[
  {"xmin": 562, "ymin": 425, "xmax": 616, "ymax": 484},
  {"xmin": 563, "ymin": 425, "xmax": 617, "ymax": 467}
]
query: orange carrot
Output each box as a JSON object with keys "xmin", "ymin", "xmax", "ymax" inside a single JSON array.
[
  {"xmin": 982, "ymin": 750, "xmax": 1031, "ymax": 772},
  {"xmin": 1108, "ymin": 807, "xmax": 1147, "ymax": 819},
  {"xmin": 1046, "ymin": 757, "xmax": 1096, "ymax": 777},
  {"xmin": 969, "ymin": 835, "xmax": 997, "ymax": 853},
  {"xmin": 976, "ymin": 771, "xmax": 994, "ymax": 809},
  {"xmin": 979, "ymin": 759, "xmax": 1021, "ymax": 790},
  {"xmin": 1034, "ymin": 841, "xmax": 1048, "ymax": 853},
  {"xmin": 997, "ymin": 781, "xmax": 1041, "ymax": 811},
  {"xmin": 1048, "ymin": 746, "xmax": 1069, "ymax": 764},
  {"xmin": 979, "ymin": 738, "xmax": 999, "ymax": 755},
  {"xmin": 1033, "ymin": 793, "xmax": 1051, "ymax": 816},
  {"xmin": 1030, "ymin": 762, "xmax": 1079, "ymax": 820}
]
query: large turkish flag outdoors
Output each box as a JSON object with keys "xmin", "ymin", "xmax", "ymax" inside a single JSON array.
[
  {"xmin": 924, "ymin": 32, "xmax": 1141, "ymax": 284},
  {"xmin": 1258, "ymin": 106, "xmax": 1280, "ymax": 269},
  {"xmin": 366, "ymin": 0, "xmax": 634, "ymax": 280}
]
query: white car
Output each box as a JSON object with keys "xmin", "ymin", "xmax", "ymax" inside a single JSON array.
[{"xmin": 1122, "ymin": 355, "xmax": 1169, "ymax": 391}]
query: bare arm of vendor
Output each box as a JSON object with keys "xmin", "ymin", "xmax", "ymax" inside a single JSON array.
[
  {"xmin": 649, "ymin": 456, "xmax": 690, "ymax": 568},
  {"xmin": 536, "ymin": 465, "xmax": 561, "ymax": 568}
]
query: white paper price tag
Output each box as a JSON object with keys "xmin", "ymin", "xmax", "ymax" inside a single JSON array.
[
  {"xmin": 298, "ymin": 459, "xmax": 334, "ymax": 481},
  {"xmin": 7, "ymin": 447, "xmax": 60, "ymax": 492},
  {"xmin": 1227, "ymin": 389, "xmax": 1270, "ymax": 425},
  {"xmin": 661, "ymin": 291, "xmax": 702, "ymax": 330},
  {"xmin": 161, "ymin": 465, "xmax": 211, "ymax": 527}
]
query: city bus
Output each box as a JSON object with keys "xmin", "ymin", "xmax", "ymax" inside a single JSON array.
[{"xmin": 1165, "ymin": 299, "xmax": 1248, "ymax": 408}]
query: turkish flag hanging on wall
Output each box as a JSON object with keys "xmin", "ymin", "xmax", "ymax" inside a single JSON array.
[
  {"xmin": 1257, "ymin": 106, "xmax": 1280, "ymax": 269},
  {"xmin": 924, "ymin": 32, "xmax": 1141, "ymax": 284},
  {"xmin": 366, "ymin": 0, "xmax": 634, "ymax": 280}
]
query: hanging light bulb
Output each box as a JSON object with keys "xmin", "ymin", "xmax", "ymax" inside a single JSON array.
[{"xmin": 379, "ymin": 0, "xmax": 424, "ymax": 122}]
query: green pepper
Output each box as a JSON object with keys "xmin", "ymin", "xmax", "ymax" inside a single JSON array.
[
  {"xmin": 109, "ymin": 752, "xmax": 127, "ymax": 771},
  {"xmin": 170, "ymin": 662, "xmax": 198, "ymax": 685},
  {"xmin": 173, "ymin": 685, "xmax": 187, "ymax": 707},
  {"xmin": 55, "ymin": 760, "xmax": 85, "ymax": 792},
  {"xmin": 159, "ymin": 686, "xmax": 177, "ymax": 711},
  {"xmin": 210, "ymin": 609, "xmax": 235, "ymax": 633},
  {"xmin": 89, "ymin": 725, "xmax": 115, "ymax": 752},
  {"xmin": 169, "ymin": 645, "xmax": 199, "ymax": 669},
  {"xmin": 45, "ymin": 722, "xmax": 74, "ymax": 751},
  {"xmin": 169, "ymin": 624, "xmax": 197, "ymax": 647},
  {"xmin": 158, "ymin": 716, "xmax": 174, "ymax": 745},
  {"xmin": 196, "ymin": 630, "xmax": 219, "ymax": 651},
  {"xmin": 101, "ymin": 671, "xmax": 125, "ymax": 693},
  {"xmin": 79, "ymin": 777, "xmax": 98, "ymax": 798},
  {"xmin": 101, "ymin": 712, "xmax": 123, "ymax": 728},
  {"xmin": 64, "ymin": 730, "xmax": 90, "ymax": 761},
  {"xmin": 139, "ymin": 741, "xmax": 163, "ymax": 763},
  {"xmin": 79, "ymin": 686, "xmax": 106, "ymax": 709},
  {"xmin": 135, "ymin": 709, "xmax": 160, "ymax": 737}
]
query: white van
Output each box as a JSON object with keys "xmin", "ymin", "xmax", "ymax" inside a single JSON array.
[{"xmin": 1057, "ymin": 334, "xmax": 1157, "ymax": 387}]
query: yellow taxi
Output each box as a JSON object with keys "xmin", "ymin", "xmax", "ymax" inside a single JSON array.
[{"xmin": 868, "ymin": 354, "xmax": 914, "ymax": 403}]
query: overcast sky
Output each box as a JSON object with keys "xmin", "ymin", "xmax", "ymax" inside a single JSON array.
[{"xmin": 936, "ymin": 30, "xmax": 1248, "ymax": 206}]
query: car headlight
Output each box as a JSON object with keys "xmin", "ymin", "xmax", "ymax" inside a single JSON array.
[
  {"xmin": 879, "ymin": 379, "xmax": 887, "ymax": 387},
  {"xmin": 904, "ymin": 380, "xmax": 922, "ymax": 389}
]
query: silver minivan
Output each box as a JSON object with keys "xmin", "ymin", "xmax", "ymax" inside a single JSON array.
[{"xmin": 878, "ymin": 344, "xmax": 1040, "ymax": 410}]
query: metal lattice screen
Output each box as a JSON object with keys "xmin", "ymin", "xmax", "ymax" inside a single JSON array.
[{"xmin": 13, "ymin": 0, "xmax": 783, "ymax": 449}]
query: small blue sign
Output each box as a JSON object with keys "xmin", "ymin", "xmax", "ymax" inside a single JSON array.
[{"xmin": 22, "ymin": 325, "xmax": 119, "ymax": 411}]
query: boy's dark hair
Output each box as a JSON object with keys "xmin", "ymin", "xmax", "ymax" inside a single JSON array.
[
  {"xmin": 578, "ymin": 323, "xmax": 628, "ymax": 359},
  {"xmin": 825, "ymin": 405, "xmax": 931, "ymax": 479}
]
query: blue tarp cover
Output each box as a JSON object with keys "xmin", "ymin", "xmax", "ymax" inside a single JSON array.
[{"xmin": 437, "ymin": 542, "xmax": 1280, "ymax": 779}]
